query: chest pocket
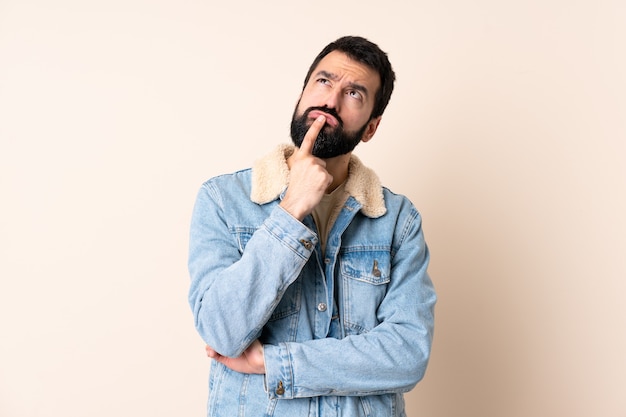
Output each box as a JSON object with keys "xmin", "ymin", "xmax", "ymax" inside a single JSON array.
[
  {"xmin": 234, "ymin": 227, "xmax": 255, "ymax": 254},
  {"xmin": 339, "ymin": 250, "xmax": 391, "ymax": 335}
]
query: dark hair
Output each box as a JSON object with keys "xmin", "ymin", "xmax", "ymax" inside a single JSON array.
[{"xmin": 302, "ymin": 36, "xmax": 396, "ymax": 119}]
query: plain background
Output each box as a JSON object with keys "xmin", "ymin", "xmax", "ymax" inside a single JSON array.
[{"xmin": 1, "ymin": 0, "xmax": 625, "ymax": 416}]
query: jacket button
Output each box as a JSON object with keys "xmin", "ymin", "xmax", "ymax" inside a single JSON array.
[
  {"xmin": 275, "ymin": 380, "xmax": 285, "ymax": 395},
  {"xmin": 317, "ymin": 302, "xmax": 327, "ymax": 312},
  {"xmin": 299, "ymin": 239, "xmax": 313, "ymax": 250},
  {"xmin": 372, "ymin": 260, "xmax": 382, "ymax": 277}
]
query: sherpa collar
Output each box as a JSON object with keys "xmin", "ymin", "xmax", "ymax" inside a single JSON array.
[{"xmin": 250, "ymin": 144, "xmax": 386, "ymax": 218}]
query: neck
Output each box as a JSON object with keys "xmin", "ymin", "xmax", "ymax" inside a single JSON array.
[{"xmin": 322, "ymin": 153, "xmax": 351, "ymax": 193}]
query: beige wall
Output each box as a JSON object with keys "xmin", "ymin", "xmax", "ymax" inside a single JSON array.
[{"xmin": 1, "ymin": 1, "xmax": 625, "ymax": 416}]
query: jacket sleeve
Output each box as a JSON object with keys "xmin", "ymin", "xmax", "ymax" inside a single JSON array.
[
  {"xmin": 188, "ymin": 181, "xmax": 317, "ymax": 358},
  {"xmin": 263, "ymin": 206, "xmax": 436, "ymax": 398}
]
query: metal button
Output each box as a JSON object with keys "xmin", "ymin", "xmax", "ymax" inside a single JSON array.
[
  {"xmin": 372, "ymin": 260, "xmax": 381, "ymax": 277},
  {"xmin": 275, "ymin": 381, "xmax": 285, "ymax": 395},
  {"xmin": 299, "ymin": 239, "xmax": 313, "ymax": 250},
  {"xmin": 317, "ymin": 302, "xmax": 327, "ymax": 312}
]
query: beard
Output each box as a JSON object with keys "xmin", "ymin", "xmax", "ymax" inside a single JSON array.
[{"xmin": 290, "ymin": 105, "xmax": 368, "ymax": 158}]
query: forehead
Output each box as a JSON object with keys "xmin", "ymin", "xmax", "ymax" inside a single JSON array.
[{"xmin": 310, "ymin": 51, "xmax": 380, "ymax": 92}]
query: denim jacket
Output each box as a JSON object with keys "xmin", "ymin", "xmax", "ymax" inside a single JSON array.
[{"xmin": 188, "ymin": 145, "xmax": 436, "ymax": 417}]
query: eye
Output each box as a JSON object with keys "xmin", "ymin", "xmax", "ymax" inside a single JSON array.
[
  {"xmin": 316, "ymin": 78, "xmax": 331, "ymax": 86},
  {"xmin": 347, "ymin": 90, "xmax": 363, "ymax": 101}
]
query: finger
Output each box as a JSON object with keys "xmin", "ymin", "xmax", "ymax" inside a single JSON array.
[
  {"xmin": 298, "ymin": 115, "xmax": 326, "ymax": 155},
  {"xmin": 206, "ymin": 346, "xmax": 218, "ymax": 358}
]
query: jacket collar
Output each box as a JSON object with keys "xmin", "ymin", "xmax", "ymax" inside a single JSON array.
[{"xmin": 250, "ymin": 144, "xmax": 386, "ymax": 218}]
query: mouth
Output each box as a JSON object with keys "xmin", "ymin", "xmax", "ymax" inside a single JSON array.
[{"xmin": 307, "ymin": 110, "xmax": 339, "ymax": 128}]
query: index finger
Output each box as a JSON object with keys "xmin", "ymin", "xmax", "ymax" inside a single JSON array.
[{"xmin": 298, "ymin": 115, "xmax": 326, "ymax": 155}]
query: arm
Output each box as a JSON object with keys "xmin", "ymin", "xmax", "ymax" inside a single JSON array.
[
  {"xmin": 188, "ymin": 189, "xmax": 317, "ymax": 358},
  {"xmin": 263, "ymin": 207, "xmax": 436, "ymax": 398},
  {"xmin": 188, "ymin": 116, "xmax": 331, "ymax": 358}
]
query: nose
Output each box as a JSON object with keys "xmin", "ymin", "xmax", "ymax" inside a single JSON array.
[{"xmin": 322, "ymin": 87, "xmax": 342, "ymax": 112}]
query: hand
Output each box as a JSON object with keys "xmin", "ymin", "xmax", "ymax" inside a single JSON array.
[
  {"xmin": 281, "ymin": 115, "xmax": 333, "ymax": 220},
  {"xmin": 206, "ymin": 339, "xmax": 265, "ymax": 374}
]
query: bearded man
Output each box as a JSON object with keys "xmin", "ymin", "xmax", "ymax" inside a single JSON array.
[{"xmin": 188, "ymin": 35, "xmax": 436, "ymax": 417}]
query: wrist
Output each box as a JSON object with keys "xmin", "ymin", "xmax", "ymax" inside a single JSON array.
[{"xmin": 279, "ymin": 199, "xmax": 307, "ymax": 221}]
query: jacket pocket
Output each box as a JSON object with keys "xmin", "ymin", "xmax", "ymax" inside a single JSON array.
[
  {"xmin": 341, "ymin": 250, "xmax": 391, "ymax": 285},
  {"xmin": 233, "ymin": 227, "xmax": 256, "ymax": 253},
  {"xmin": 339, "ymin": 249, "xmax": 391, "ymax": 335}
]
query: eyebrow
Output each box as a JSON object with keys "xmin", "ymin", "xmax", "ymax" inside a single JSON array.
[{"xmin": 315, "ymin": 70, "xmax": 369, "ymax": 96}]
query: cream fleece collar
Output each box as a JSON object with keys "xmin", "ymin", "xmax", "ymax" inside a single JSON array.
[{"xmin": 250, "ymin": 144, "xmax": 386, "ymax": 218}]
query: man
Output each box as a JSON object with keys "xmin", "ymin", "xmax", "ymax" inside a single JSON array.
[{"xmin": 188, "ymin": 36, "xmax": 436, "ymax": 417}]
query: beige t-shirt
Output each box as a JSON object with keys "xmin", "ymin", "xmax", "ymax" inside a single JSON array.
[{"xmin": 312, "ymin": 182, "xmax": 348, "ymax": 254}]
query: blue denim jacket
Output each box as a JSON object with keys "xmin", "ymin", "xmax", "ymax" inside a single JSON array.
[{"xmin": 189, "ymin": 145, "xmax": 436, "ymax": 417}]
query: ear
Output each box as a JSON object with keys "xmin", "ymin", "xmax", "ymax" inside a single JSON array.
[{"xmin": 361, "ymin": 117, "xmax": 381, "ymax": 143}]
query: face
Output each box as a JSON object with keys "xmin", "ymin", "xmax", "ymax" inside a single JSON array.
[{"xmin": 291, "ymin": 51, "xmax": 382, "ymax": 158}]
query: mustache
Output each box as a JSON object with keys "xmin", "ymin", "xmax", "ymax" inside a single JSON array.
[{"xmin": 303, "ymin": 106, "xmax": 343, "ymax": 127}]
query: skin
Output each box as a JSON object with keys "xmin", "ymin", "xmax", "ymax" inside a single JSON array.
[
  {"xmin": 206, "ymin": 51, "xmax": 384, "ymax": 373},
  {"xmin": 287, "ymin": 51, "xmax": 382, "ymax": 208}
]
